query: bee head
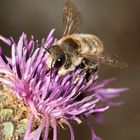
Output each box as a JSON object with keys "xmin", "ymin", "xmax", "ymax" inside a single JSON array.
[
  {"xmin": 46, "ymin": 45, "xmax": 66, "ymax": 69},
  {"xmin": 58, "ymin": 53, "xmax": 75, "ymax": 76}
]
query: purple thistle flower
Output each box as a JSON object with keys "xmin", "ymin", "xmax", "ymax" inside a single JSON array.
[{"xmin": 0, "ymin": 30, "xmax": 128, "ymax": 140}]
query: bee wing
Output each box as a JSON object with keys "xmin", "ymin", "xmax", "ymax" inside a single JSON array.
[
  {"xmin": 80, "ymin": 52, "xmax": 128, "ymax": 68},
  {"xmin": 63, "ymin": 0, "xmax": 81, "ymax": 36}
]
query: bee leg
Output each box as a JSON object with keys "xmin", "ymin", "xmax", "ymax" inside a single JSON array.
[{"xmin": 80, "ymin": 58, "xmax": 98, "ymax": 80}]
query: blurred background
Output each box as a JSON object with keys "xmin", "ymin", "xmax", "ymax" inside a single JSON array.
[{"xmin": 0, "ymin": 0, "xmax": 139, "ymax": 139}]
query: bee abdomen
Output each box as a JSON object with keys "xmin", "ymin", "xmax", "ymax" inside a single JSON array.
[
  {"xmin": 82, "ymin": 38, "xmax": 95, "ymax": 50},
  {"xmin": 73, "ymin": 34, "xmax": 104, "ymax": 54}
]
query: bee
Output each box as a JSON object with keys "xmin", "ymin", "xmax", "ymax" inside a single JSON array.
[{"xmin": 46, "ymin": 0, "xmax": 127, "ymax": 77}]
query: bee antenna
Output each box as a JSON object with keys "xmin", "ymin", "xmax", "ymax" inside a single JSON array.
[{"xmin": 41, "ymin": 46, "xmax": 51, "ymax": 54}]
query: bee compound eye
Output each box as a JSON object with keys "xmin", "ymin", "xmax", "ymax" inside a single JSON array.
[
  {"xmin": 53, "ymin": 51, "xmax": 66, "ymax": 68},
  {"xmin": 57, "ymin": 58, "xmax": 61, "ymax": 62},
  {"xmin": 54, "ymin": 58, "xmax": 64, "ymax": 68}
]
